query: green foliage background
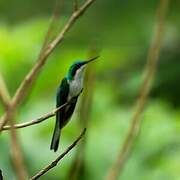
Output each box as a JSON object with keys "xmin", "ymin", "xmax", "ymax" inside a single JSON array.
[{"xmin": 0, "ymin": 0, "xmax": 180, "ymax": 179}]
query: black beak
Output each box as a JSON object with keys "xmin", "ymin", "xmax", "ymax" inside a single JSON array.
[{"xmin": 83, "ymin": 56, "xmax": 99, "ymax": 65}]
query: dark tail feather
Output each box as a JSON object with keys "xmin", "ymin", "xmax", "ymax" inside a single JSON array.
[{"xmin": 50, "ymin": 119, "xmax": 61, "ymax": 152}]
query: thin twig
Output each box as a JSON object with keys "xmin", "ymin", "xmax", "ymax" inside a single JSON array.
[
  {"xmin": 106, "ymin": 0, "xmax": 169, "ymax": 179},
  {"xmin": 30, "ymin": 128, "xmax": 86, "ymax": 180},
  {"xmin": 2, "ymin": 102, "xmax": 69, "ymax": 131},
  {"xmin": 0, "ymin": 0, "xmax": 96, "ymax": 131}
]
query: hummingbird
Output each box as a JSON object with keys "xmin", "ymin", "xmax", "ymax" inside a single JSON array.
[{"xmin": 50, "ymin": 56, "xmax": 99, "ymax": 152}]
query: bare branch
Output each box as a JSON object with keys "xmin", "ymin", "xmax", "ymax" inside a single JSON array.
[
  {"xmin": 30, "ymin": 128, "xmax": 86, "ymax": 180},
  {"xmin": 0, "ymin": 73, "xmax": 11, "ymax": 110},
  {"xmin": 106, "ymin": 0, "xmax": 169, "ymax": 179},
  {"xmin": 0, "ymin": 0, "xmax": 96, "ymax": 131},
  {"xmin": 2, "ymin": 102, "xmax": 69, "ymax": 131}
]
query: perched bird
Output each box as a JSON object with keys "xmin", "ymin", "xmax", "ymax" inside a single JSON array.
[{"xmin": 50, "ymin": 56, "xmax": 99, "ymax": 152}]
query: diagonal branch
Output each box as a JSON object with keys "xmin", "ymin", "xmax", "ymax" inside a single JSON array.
[
  {"xmin": 30, "ymin": 128, "xmax": 86, "ymax": 180},
  {"xmin": 106, "ymin": 0, "xmax": 169, "ymax": 179}
]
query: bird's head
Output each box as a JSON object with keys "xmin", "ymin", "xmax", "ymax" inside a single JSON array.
[{"xmin": 67, "ymin": 56, "xmax": 99, "ymax": 80}]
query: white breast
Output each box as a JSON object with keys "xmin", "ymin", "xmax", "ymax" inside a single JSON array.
[{"xmin": 68, "ymin": 78, "xmax": 83, "ymax": 100}]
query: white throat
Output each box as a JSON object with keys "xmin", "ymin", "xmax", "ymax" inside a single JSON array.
[
  {"xmin": 68, "ymin": 66, "xmax": 85, "ymax": 99},
  {"xmin": 74, "ymin": 65, "xmax": 86, "ymax": 80}
]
